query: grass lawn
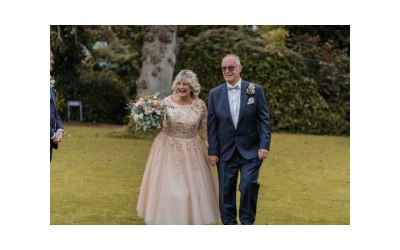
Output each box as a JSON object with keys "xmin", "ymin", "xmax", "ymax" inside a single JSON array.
[{"xmin": 50, "ymin": 124, "xmax": 349, "ymax": 225}]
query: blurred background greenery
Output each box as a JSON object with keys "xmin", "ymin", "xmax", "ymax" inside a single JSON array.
[{"xmin": 50, "ymin": 25, "xmax": 349, "ymax": 135}]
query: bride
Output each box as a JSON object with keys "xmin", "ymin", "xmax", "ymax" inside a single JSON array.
[{"xmin": 136, "ymin": 70, "xmax": 219, "ymax": 224}]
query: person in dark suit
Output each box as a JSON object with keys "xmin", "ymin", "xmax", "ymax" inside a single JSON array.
[
  {"xmin": 50, "ymin": 50, "xmax": 64, "ymax": 161},
  {"xmin": 207, "ymin": 54, "xmax": 271, "ymax": 225}
]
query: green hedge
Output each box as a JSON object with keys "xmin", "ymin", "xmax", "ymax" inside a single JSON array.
[
  {"xmin": 78, "ymin": 71, "xmax": 128, "ymax": 124},
  {"xmin": 176, "ymin": 27, "xmax": 349, "ymax": 135}
]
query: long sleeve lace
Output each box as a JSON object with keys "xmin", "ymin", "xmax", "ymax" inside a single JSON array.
[{"xmin": 198, "ymin": 99, "xmax": 208, "ymax": 146}]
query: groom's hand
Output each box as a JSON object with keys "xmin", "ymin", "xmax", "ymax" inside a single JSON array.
[
  {"xmin": 258, "ymin": 149, "xmax": 268, "ymax": 160},
  {"xmin": 208, "ymin": 155, "xmax": 218, "ymax": 166}
]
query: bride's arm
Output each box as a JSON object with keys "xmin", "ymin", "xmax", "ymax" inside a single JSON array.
[
  {"xmin": 161, "ymin": 96, "xmax": 169, "ymax": 128},
  {"xmin": 198, "ymin": 99, "xmax": 209, "ymax": 148}
]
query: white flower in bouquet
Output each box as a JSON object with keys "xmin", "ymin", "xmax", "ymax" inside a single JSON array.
[{"xmin": 127, "ymin": 91, "xmax": 167, "ymax": 132}]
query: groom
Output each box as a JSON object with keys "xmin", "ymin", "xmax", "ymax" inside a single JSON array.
[{"xmin": 207, "ymin": 54, "xmax": 271, "ymax": 225}]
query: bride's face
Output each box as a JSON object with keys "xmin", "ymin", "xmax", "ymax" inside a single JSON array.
[{"xmin": 176, "ymin": 81, "xmax": 191, "ymax": 98}]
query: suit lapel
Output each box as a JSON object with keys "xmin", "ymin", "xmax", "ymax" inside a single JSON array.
[
  {"xmin": 238, "ymin": 80, "xmax": 249, "ymax": 125},
  {"xmin": 221, "ymin": 83, "xmax": 234, "ymax": 127}
]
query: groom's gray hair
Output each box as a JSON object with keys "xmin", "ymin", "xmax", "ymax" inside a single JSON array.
[
  {"xmin": 171, "ymin": 69, "xmax": 201, "ymax": 98},
  {"xmin": 222, "ymin": 54, "xmax": 241, "ymax": 65}
]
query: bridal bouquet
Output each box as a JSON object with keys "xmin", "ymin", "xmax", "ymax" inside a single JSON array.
[{"xmin": 127, "ymin": 91, "xmax": 167, "ymax": 132}]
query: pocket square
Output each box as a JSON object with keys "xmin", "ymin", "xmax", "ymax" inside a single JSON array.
[{"xmin": 247, "ymin": 97, "xmax": 254, "ymax": 105}]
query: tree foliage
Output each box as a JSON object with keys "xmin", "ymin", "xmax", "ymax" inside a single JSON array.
[
  {"xmin": 289, "ymin": 34, "xmax": 350, "ymax": 134},
  {"xmin": 50, "ymin": 25, "xmax": 142, "ymax": 124},
  {"xmin": 50, "ymin": 25, "xmax": 350, "ymax": 135},
  {"xmin": 176, "ymin": 25, "xmax": 350, "ymax": 135},
  {"xmin": 286, "ymin": 25, "xmax": 350, "ymax": 54}
]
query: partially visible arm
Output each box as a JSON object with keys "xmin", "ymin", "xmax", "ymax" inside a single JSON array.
[
  {"xmin": 257, "ymin": 86, "xmax": 271, "ymax": 151},
  {"xmin": 50, "ymin": 127, "xmax": 55, "ymax": 140},
  {"xmin": 54, "ymin": 111, "xmax": 64, "ymax": 142},
  {"xmin": 56, "ymin": 113, "xmax": 64, "ymax": 131},
  {"xmin": 207, "ymin": 90, "xmax": 219, "ymax": 156},
  {"xmin": 198, "ymin": 100, "xmax": 209, "ymax": 148}
]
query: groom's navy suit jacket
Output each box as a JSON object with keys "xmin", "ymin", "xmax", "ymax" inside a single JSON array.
[
  {"xmin": 208, "ymin": 80, "xmax": 271, "ymax": 161},
  {"xmin": 50, "ymin": 87, "xmax": 64, "ymax": 149}
]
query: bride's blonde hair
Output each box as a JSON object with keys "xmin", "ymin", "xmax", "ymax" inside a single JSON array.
[{"xmin": 171, "ymin": 70, "xmax": 201, "ymax": 98}]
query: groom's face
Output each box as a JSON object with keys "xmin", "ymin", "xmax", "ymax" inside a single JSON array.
[{"xmin": 222, "ymin": 56, "xmax": 242, "ymax": 84}]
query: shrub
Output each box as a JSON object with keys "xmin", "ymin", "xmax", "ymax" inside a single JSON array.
[
  {"xmin": 177, "ymin": 26, "xmax": 341, "ymax": 135},
  {"xmin": 78, "ymin": 71, "xmax": 128, "ymax": 124}
]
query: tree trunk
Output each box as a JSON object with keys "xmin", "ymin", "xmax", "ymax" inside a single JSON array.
[{"xmin": 136, "ymin": 25, "xmax": 177, "ymax": 98}]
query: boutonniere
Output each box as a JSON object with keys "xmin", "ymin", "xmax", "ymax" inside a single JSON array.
[
  {"xmin": 246, "ymin": 83, "xmax": 255, "ymax": 105},
  {"xmin": 246, "ymin": 83, "xmax": 255, "ymax": 96},
  {"xmin": 50, "ymin": 76, "xmax": 55, "ymax": 88}
]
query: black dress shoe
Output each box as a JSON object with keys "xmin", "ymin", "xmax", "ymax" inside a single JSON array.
[{"xmin": 240, "ymin": 221, "xmax": 254, "ymax": 225}]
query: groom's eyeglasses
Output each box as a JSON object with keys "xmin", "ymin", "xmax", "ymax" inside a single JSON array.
[{"xmin": 222, "ymin": 65, "xmax": 240, "ymax": 72}]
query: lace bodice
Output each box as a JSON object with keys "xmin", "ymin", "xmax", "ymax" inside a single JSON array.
[{"xmin": 161, "ymin": 95, "xmax": 208, "ymax": 140}]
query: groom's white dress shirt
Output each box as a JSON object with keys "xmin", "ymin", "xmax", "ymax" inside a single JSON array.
[{"xmin": 227, "ymin": 78, "xmax": 241, "ymax": 129}]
